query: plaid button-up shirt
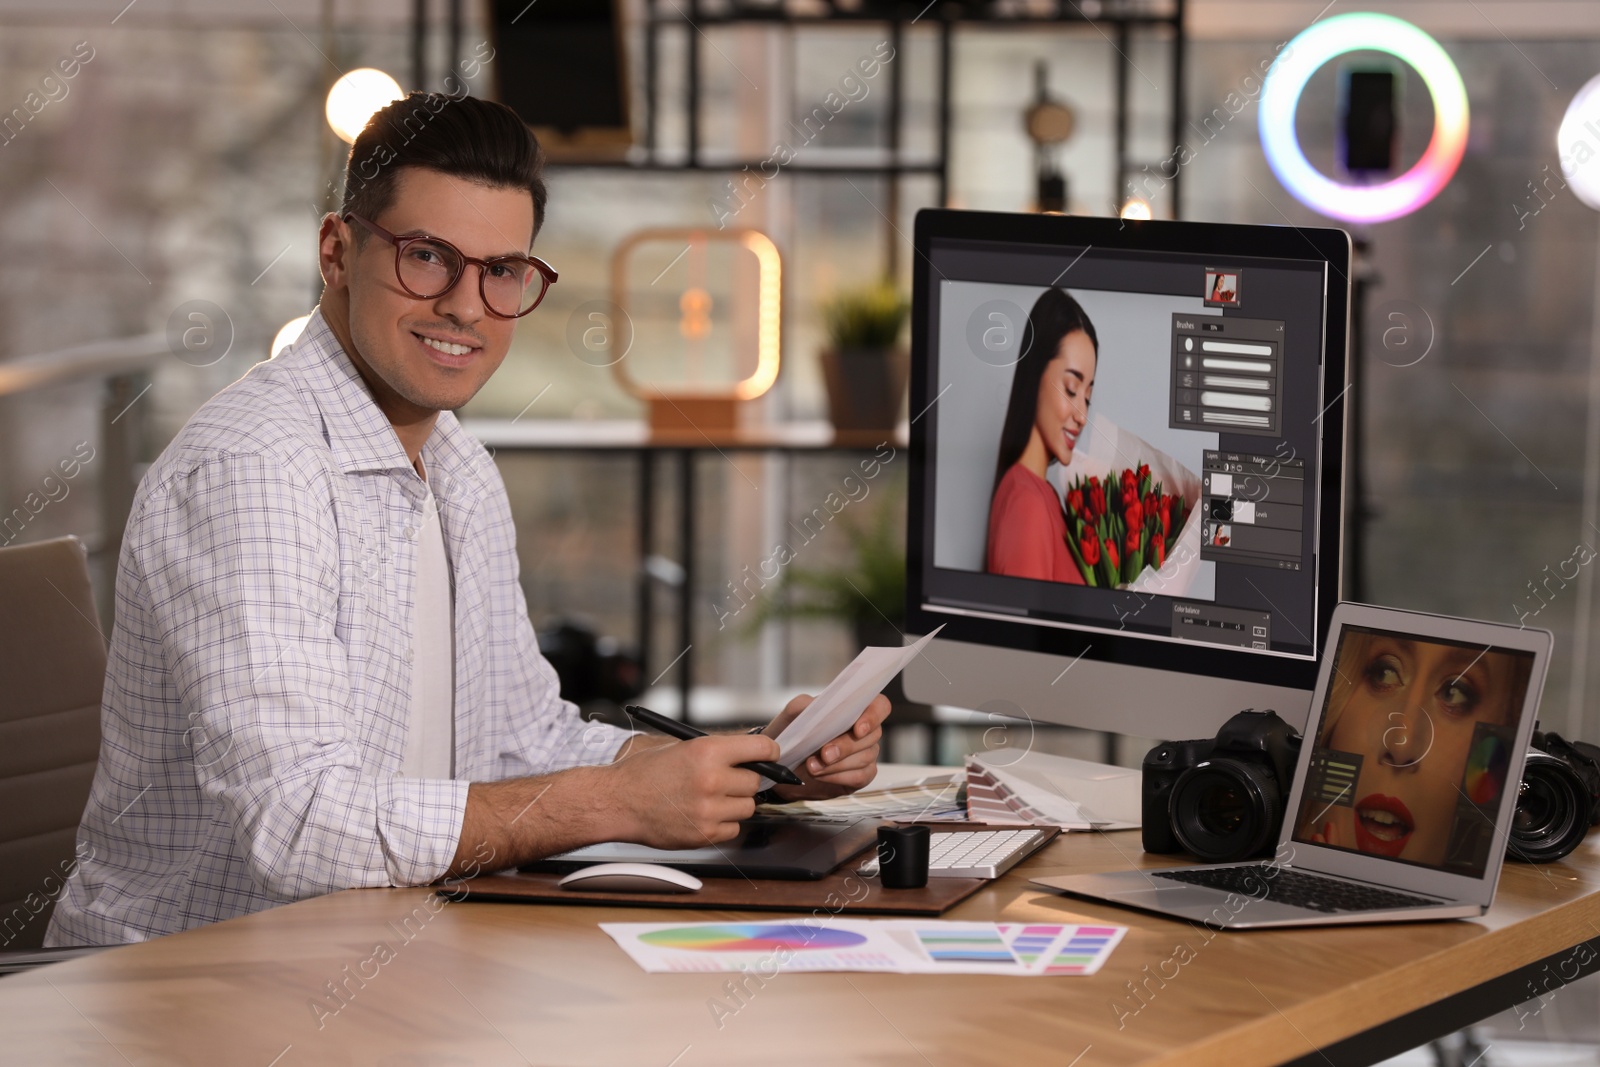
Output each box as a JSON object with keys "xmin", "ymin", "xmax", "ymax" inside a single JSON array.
[{"xmin": 47, "ymin": 310, "xmax": 630, "ymax": 945}]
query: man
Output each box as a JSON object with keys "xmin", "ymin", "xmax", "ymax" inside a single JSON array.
[{"xmin": 47, "ymin": 93, "xmax": 889, "ymax": 946}]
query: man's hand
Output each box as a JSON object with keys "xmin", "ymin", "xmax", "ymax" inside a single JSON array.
[
  {"xmin": 764, "ymin": 693, "xmax": 891, "ymax": 801},
  {"xmin": 604, "ymin": 733, "xmax": 781, "ymax": 848}
]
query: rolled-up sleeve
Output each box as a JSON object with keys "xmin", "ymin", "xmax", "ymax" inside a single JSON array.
[{"xmin": 136, "ymin": 453, "xmax": 466, "ymax": 898}]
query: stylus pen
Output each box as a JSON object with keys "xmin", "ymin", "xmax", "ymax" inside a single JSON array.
[{"xmin": 621, "ymin": 704, "xmax": 803, "ymax": 785}]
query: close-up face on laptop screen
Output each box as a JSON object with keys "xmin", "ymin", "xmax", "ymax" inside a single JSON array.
[{"xmin": 1292, "ymin": 627, "xmax": 1537, "ymax": 879}]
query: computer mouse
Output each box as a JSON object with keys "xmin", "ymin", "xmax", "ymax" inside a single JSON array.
[{"xmin": 556, "ymin": 862, "xmax": 703, "ymax": 894}]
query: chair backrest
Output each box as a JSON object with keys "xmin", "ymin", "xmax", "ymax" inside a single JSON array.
[{"xmin": 0, "ymin": 536, "xmax": 104, "ymax": 951}]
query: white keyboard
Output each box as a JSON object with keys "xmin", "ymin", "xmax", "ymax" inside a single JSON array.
[{"xmin": 857, "ymin": 827, "xmax": 1053, "ymax": 880}]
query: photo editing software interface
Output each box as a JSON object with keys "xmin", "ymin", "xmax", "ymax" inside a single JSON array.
[
  {"xmin": 923, "ymin": 236, "xmax": 1332, "ymax": 660},
  {"xmin": 1291, "ymin": 627, "xmax": 1535, "ymax": 878}
]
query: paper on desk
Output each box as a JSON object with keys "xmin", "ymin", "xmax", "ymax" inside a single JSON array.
[
  {"xmin": 768, "ymin": 625, "xmax": 944, "ymax": 774},
  {"xmin": 756, "ymin": 775, "xmax": 967, "ymax": 823},
  {"xmin": 601, "ymin": 918, "xmax": 1125, "ymax": 976}
]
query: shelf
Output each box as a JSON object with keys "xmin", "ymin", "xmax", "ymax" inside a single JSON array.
[
  {"xmin": 464, "ymin": 417, "xmax": 908, "ymax": 452},
  {"xmin": 644, "ymin": 2, "xmax": 1181, "ymax": 28},
  {"xmin": 543, "ymin": 157, "xmax": 946, "ymax": 175}
]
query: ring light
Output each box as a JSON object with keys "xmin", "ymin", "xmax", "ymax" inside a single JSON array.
[
  {"xmin": 1258, "ymin": 13, "xmax": 1469, "ymax": 224},
  {"xmin": 1559, "ymin": 73, "xmax": 1600, "ymax": 211}
]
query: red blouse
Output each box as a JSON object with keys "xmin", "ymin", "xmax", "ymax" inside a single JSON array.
[{"xmin": 986, "ymin": 464, "xmax": 1084, "ymax": 584}]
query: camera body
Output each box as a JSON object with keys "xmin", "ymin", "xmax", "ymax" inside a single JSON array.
[{"xmin": 1142, "ymin": 709, "xmax": 1302, "ymax": 863}]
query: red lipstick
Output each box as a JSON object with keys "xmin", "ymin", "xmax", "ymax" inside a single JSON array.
[{"xmin": 1352, "ymin": 793, "xmax": 1414, "ymax": 858}]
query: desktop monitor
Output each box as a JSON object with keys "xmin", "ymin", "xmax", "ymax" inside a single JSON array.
[{"xmin": 903, "ymin": 209, "xmax": 1351, "ymax": 742}]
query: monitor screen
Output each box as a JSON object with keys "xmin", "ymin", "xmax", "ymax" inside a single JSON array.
[
  {"xmin": 918, "ymin": 228, "xmax": 1333, "ymax": 665},
  {"xmin": 1291, "ymin": 626, "xmax": 1537, "ymax": 880}
]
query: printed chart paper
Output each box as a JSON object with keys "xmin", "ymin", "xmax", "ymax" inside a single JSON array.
[
  {"xmin": 601, "ymin": 918, "xmax": 1125, "ymax": 977},
  {"xmin": 767, "ymin": 626, "xmax": 944, "ymax": 776}
]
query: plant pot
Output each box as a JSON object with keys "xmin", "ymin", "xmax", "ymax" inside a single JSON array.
[{"xmin": 820, "ymin": 346, "xmax": 908, "ymax": 433}]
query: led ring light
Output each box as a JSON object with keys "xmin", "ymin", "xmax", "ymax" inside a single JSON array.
[{"xmin": 1258, "ymin": 12, "xmax": 1469, "ymax": 224}]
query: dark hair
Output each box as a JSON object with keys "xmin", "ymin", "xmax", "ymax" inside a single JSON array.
[
  {"xmin": 340, "ymin": 92, "xmax": 548, "ymax": 242},
  {"xmin": 991, "ymin": 288, "xmax": 1100, "ymax": 496}
]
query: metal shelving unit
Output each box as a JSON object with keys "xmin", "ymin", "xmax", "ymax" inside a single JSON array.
[
  {"xmin": 623, "ymin": 0, "xmax": 1190, "ymax": 259},
  {"xmin": 419, "ymin": 1, "xmax": 1190, "ymax": 269}
]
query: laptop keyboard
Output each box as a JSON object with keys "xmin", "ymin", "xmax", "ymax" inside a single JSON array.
[{"xmin": 1153, "ymin": 865, "xmax": 1445, "ymax": 914}]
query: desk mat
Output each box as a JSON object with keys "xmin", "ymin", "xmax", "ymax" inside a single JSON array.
[{"xmin": 447, "ymin": 861, "xmax": 985, "ymax": 916}]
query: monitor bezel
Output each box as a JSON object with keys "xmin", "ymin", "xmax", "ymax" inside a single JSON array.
[{"xmin": 905, "ymin": 208, "xmax": 1351, "ymax": 693}]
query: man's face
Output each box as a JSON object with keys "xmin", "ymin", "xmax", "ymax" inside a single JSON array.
[{"xmin": 321, "ymin": 166, "xmax": 536, "ymax": 416}]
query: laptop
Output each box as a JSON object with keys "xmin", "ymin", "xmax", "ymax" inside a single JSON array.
[
  {"xmin": 521, "ymin": 817, "xmax": 883, "ymax": 880},
  {"xmin": 1032, "ymin": 603, "xmax": 1553, "ymax": 928}
]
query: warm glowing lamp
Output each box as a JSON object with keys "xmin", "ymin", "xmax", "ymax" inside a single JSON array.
[
  {"xmin": 1559, "ymin": 74, "xmax": 1600, "ymax": 211},
  {"xmin": 611, "ymin": 228, "xmax": 782, "ymax": 435},
  {"xmin": 271, "ymin": 314, "xmax": 312, "ymax": 357},
  {"xmin": 1119, "ymin": 197, "xmax": 1152, "ymax": 220},
  {"xmin": 1259, "ymin": 13, "xmax": 1468, "ymax": 224},
  {"xmin": 325, "ymin": 69, "xmax": 404, "ymax": 144}
]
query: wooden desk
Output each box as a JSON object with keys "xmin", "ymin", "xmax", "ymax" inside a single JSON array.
[{"xmin": 4, "ymin": 831, "xmax": 1598, "ymax": 1067}]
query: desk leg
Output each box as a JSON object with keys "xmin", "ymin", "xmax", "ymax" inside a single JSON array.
[
  {"xmin": 637, "ymin": 449, "xmax": 654, "ymax": 682},
  {"xmin": 678, "ymin": 450, "xmax": 695, "ymax": 726}
]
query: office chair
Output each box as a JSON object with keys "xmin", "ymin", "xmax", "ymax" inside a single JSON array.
[{"xmin": 0, "ymin": 536, "xmax": 106, "ymax": 962}]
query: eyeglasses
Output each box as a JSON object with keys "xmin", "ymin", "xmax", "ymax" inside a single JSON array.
[{"xmin": 343, "ymin": 212, "xmax": 558, "ymax": 318}]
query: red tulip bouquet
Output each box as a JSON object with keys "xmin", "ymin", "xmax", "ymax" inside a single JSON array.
[{"xmin": 1062, "ymin": 463, "xmax": 1186, "ymax": 588}]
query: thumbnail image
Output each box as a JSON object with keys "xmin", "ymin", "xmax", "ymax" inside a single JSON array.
[{"xmin": 1205, "ymin": 271, "xmax": 1240, "ymax": 306}]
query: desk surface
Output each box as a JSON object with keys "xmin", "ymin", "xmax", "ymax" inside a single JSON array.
[
  {"xmin": 462, "ymin": 416, "xmax": 908, "ymax": 451},
  {"xmin": 4, "ymin": 831, "xmax": 1597, "ymax": 1067}
]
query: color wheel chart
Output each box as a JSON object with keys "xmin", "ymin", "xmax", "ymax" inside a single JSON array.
[
  {"xmin": 639, "ymin": 924, "xmax": 865, "ymax": 953},
  {"xmin": 606, "ymin": 921, "xmax": 905, "ymax": 974}
]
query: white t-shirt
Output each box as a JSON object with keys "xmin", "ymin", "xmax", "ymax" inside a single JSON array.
[{"xmin": 401, "ymin": 479, "xmax": 455, "ymax": 778}]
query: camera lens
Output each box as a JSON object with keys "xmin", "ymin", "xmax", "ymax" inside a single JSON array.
[
  {"xmin": 1510, "ymin": 753, "xmax": 1590, "ymax": 864},
  {"xmin": 1170, "ymin": 760, "xmax": 1282, "ymax": 863}
]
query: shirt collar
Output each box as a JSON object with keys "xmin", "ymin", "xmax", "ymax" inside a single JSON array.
[
  {"xmin": 284, "ymin": 308, "xmax": 416, "ymax": 475},
  {"xmin": 281, "ymin": 308, "xmax": 490, "ymax": 494}
]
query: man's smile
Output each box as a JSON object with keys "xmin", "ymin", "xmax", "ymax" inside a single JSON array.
[{"xmin": 412, "ymin": 328, "xmax": 482, "ymax": 367}]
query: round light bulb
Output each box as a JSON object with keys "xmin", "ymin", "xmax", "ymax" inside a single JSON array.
[
  {"xmin": 1559, "ymin": 74, "xmax": 1600, "ymax": 210},
  {"xmin": 325, "ymin": 69, "xmax": 404, "ymax": 144},
  {"xmin": 271, "ymin": 314, "xmax": 312, "ymax": 357},
  {"xmin": 1120, "ymin": 197, "xmax": 1152, "ymax": 221}
]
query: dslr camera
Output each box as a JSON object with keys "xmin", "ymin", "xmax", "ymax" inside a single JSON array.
[
  {"xmin": 1510, "ymin": 729, "xmax": 1600, "ymax": 864},
  {"xmin": 1143, "ymin": 709, "xmax": 1302, "ymax": 863}
]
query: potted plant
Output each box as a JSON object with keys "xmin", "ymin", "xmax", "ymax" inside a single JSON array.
[
  {"xmin": 743, "ymin": 492, "xmax": 906, "ymax": 647},
  {"xmin": 740, "ymin": 490, "xmax": 933, "ymax": 737},
  {"xmin": 818, "ymin": 282, "xmax": 910, "ymax": 433}
]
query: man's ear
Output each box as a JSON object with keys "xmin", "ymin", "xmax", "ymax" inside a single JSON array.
[{"xmin": 318, "ymin": 213, "xmax": 353, "ymax": 292}]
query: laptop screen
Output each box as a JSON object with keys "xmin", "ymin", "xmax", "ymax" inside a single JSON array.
[{"xmin": 1289, "ymin": 625, "xmax": 1538, "ymax": 880}]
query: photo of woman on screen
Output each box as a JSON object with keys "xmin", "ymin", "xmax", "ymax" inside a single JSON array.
[
  {"xmin": 1294, "ymin": 631, "xmax": 1531, "ymax": 868},
  {"xmin": 985, "ymin": 288, "xmax": 1099, "ymax": 582}
]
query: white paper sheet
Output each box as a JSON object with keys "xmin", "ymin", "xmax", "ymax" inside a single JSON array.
[
  {"xmin": 768, "ymin": 626, "xmax": 944, "ymax": 774},
  {"xmin": 600, "ymin": 918, "xmax": 1126, "ymax": 976}
]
